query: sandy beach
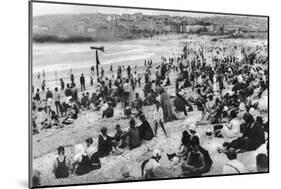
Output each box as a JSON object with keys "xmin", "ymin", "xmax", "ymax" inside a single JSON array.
[{"xmin": 31, "ymin": 33, "xmax": 268, "ymax": 186}]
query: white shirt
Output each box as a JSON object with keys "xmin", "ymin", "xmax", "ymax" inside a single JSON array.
[
  {"xmin": 123, "ymin": 83, "xmax": 130, "ymax": 93},
  {"xmin": 153, "ymin": 106, "xmax": 164, "ymax": 122},
  {"xmin": 53, "ymin": 91, "xmax": 60, "ymax": 102},
  {"xmin": 223, "ymin": 159, "xmax": 246, "ymax": 174}
]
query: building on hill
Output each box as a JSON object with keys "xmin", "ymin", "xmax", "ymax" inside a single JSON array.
[
  {"xmin": 164, "ymin": 23, "xmax": 181, "ymax": 33},
  {"xmin": 33, "ymin": 24, "xmax": 50, "ymax": 34}
]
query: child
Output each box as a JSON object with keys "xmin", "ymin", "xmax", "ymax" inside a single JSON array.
[
  {"xmin": 167, "ymin": 131, "xmax": 191, "ymax": 161},
  {"xmin": 114, "ymin": 124, "xmax": 127, "ymax": 149},
  {"xmin": 128, "ymin": 118, "xmax": 141, "ymax": 150},
  {"xmin": 52, "ymin": 146, "xmax": 71, "ymax": 179}
]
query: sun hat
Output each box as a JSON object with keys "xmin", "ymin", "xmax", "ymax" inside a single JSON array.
[
  {"xmin": 152, "ymin": 149, "xmax": 161, "ymax": 158},
  {"xmin": 223, "ymin": 106, "xmax": 228, "ymax": 112},
  {"xmin": 73, "ymin": 144, "xmax": 86, "ymax": 162},
  {"xmin": 172, "ymin": 156, "xmax": 180, "ymax": 165},
  {"xmin": 249, "ymin": 107, "xmax": 255, "ymax": 116}
]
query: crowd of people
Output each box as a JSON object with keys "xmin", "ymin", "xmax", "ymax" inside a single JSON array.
[{"xmin": 32, "ymin": 37, "xmax": 269, "ymax": 186}]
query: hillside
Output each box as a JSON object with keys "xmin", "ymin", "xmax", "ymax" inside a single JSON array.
[{"xmin": 33, "ymin": 13, "xmax": 268, "ymax": 42}]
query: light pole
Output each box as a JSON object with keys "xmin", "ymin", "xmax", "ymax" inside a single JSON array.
[{"xmin": 90, "ymin": 46, "xmax": 105, "ymax": 78}]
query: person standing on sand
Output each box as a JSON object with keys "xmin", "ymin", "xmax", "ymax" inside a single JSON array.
[
  {"xmin": 80, "ymin": 73, "xmax": 85, "ymax": 91},
  {"xmin": 101, "ymin": 67, "xmax": 105, "ymax": 78},
  {"xmin": 91, "ymin": 65, "xmax": 95, "ymax": 76},
  {"xmin": 159, "ymin": 88, "xmax": 173, "ymax": 122},
  {"xmin": 46, "ymin": 88, "xmax": 53, "ymax": 116},
  {"xmin": 123, "ymin": 79, "xmax": 131, "ymax": 105},
  {"xmin": 53, "ymin": 87, "xmax": 61, "ymax": 117},
  {"xmin": 153, "ymin": 100, "xmax": 168, "ymax": 137},
  {"xmin": 39, "ymin": 86, "xmax": 47, "ymax": 110},
  {"xmin": 90, "ymin": 76, "xmax": 93, "ymax": 86},
  {"xmin": 70, "ymin": 73, "xmax": 75, "ymax": 87},
  {"xmin": 127, "ymin": 65, "xmax": 131, "ymax": 79},
  {"xmin": 60, "ymin": 78, "xmax": 65, "ymax": 91}
]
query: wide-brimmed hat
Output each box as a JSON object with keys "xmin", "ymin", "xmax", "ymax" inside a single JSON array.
[{"xmin": 73, "ymin": 144, "xmax": 86, "ymax": 162}]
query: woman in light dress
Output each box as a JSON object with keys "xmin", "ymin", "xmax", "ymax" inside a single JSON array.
[{"xmin": 221, "ymin": 110, "xmax": 241, "ymax": 139}]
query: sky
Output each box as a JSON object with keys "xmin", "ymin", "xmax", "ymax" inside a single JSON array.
[{"xmin": 32, "ymin": 2, "xmax": 219, "ymax": 17}]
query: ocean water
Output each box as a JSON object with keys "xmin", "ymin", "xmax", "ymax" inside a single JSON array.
[{"xmin": 32, "ymin": 36, "xmax": 183, "ymax": 88}]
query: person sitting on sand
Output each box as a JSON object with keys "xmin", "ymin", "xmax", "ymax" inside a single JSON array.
[
  {"xmin": 172, "ymin": 93, "xmax": 189, "ymax": 117},
  {"xmin": 81, "ymin": 93, "xmax": 90, "ymax": 109},
  {"xmin": 153, "ymin": 100, "xmax": 168, "ymax": 137},
  {"xmin": 220, "ymin": 110, "xmax": 241, "ymax": 139},
  {"xmin": 256, "ymin": 153, "xmax": 268, "ymax": 172},
  {"xmin": 141, "ymin": 149, "xmax": 162, "ymax": 179},
  {"xmin": 237, "ymin": 102, "xmax": 247, "ymax": 120},
  {"xmin": 222, "ymin": 114, "xmax": 265, "ymax": 153},
  {"xmin": 167, "ymin": 131, "xmax": 191, "ymax": 162},
  {"xmin": 142, "ymin": 149, "xmax": 178, "ymax": 179},
  {"xmin": 52, "ymin": 146, "xmax": 71, "ymax": 179},
  {"xmin": 223, "ymin": 148, "xmax": 246, "ymax": 174},
  {"xmin": 102, "ymin": 102, "xmax": 114, "ymax": 118},
  {"xmin": 128, "ymin": 118, "xmax": 141, "ymax": 150},
  {"xmin": 201, "ymin": 95, "xmax": 215, "ymax": 121},
  {"xmin": 32, "ymin": 170, "xmax": 41, "ymax": 187},
  {"xmin": 181, "ymin": 136, "xmax": 206, "ymax": 177},
  {"xmin": 139, "ymin": 114, "xmax": 154, "ymax": 141},
  {"xmin": 85, "ymin": 138, "xmax": 101, "ymax": 170},
  {"xmin": 114, "ymin": 124, "xmax": 127, "ymax": 149},
  {"xmin": 187, "ymin": 124, "xmax": 201, "ymax": 143},
  {"xmin": 72, "ymin": 144, "xmax": 93, "ymax": 176},
  {"xmin": 36, "ymin": 107, "xmax": 51, "ymax": 130},
  {"xmin": 97, "ymin": 127, "xmax": 116, "ymax": 157},
  {"xmin": 62, "ymin": 99, "xmax": 79, "ymax": 124},
  {"xmin": 50, "ymin": 111, "xmax": 63, "ymax": 128},
  {"xmin": 132, "ymin": 93, "xmax": 143, "ymax": 112}
]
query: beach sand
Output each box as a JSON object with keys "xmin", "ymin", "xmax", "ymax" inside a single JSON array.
[{"xmin": 32, "ymin": 34, "xmax": 268, "ymax": 186}]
